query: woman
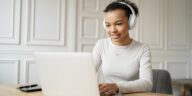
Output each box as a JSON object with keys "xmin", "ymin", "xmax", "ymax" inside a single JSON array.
[{"xmin": 93, "ymin": 0, "xmax": 153, "ymax": 96}]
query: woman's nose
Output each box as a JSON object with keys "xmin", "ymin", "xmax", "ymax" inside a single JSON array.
[{"xmin": 109, "ymin": 26, "xmax": 117, "ymax": 33}]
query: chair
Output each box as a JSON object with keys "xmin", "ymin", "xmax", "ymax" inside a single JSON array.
[{"xmin": 151, "ymin": 69, "xmax": 173, "ymax": 94}]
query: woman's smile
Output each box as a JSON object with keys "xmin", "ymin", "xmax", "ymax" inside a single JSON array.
[{"xmin": 111, "ymin": 34, "xmax": 121, "ymax": 39}]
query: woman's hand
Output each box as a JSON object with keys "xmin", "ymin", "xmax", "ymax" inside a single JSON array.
[{"xmin": 99, "ymin": 83, "xmax": 119, "ymax": 96}]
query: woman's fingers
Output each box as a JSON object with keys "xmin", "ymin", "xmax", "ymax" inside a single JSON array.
[
  {"xmin": 104, "ymin": 89, "xmax": 115, "ymax": 96},
  {"xmin": 99, "ymin": 84, "xmax": 108, "ymax": 94},
  {"xmin": 99, "ymin": 83, "xmax": 118, "ymax": 96}
]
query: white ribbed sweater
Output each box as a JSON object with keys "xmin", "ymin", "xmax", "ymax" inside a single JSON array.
[{"xmin": 93, "ymin": 38, "xmax": 153, "ymax": 93}]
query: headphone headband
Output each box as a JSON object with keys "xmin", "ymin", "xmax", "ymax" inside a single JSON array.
[{"xmin": 118, "ymin": 2, "xmax": 135, "ymax": 16}]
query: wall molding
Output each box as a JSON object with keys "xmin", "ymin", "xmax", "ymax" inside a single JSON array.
[
  {"xmin": 26, "ymin": 0, "xmax": 66, "ymax": 46},
  {"xmin": 80, "ymin": 43, "xmax": 95, "ymax": 52},
  {"xmin": 66, "ymin": 0, "xmax": 77, "ymax": 51},
  {"xmin": 25, "ymin": 60, "xmax": 38, "ymax": 84},
  {"xmin": 77, "ymin": 0, "xmax": 107, "ymax": 52},
  {"xmin": 139, "ymin": 0, "xmax": 164, "ymax": 50},
  {"xmin": 81, "ymin": 0, "xmax": 99, "ymax": 12},
  {"xmin": 81, "ymin": 17, "xmax": 99, "ymax": 39},
  {"xmin": 0, "ymin": 59, "xmax": 20, "ymax": 84},
  {"xmin": 0, "ymin": 0, "xmax": 21, "ymax": 44},
  {"xmin": 166, "ymin": 61, "xmax": 190, "ymax": 79},
  {"xmin": 152, "ymin": 61, "xmax": 164, "ymax": 69},
  {"xmin": 167, "ymin": 0, "xmax": 190, "ymax": 50}
]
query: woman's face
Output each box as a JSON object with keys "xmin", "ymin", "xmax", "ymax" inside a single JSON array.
[{"xmin": 104, "ymin": 9, "xmax": 129, "ymax": 44}]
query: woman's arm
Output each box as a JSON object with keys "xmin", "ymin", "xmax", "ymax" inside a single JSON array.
[
  {"xmin": 116, "ymin": 45, "xmax": 153, "ymax": 93},
  {"xmin": 93, "ymin": 40, "xmax": 102, "ymax": 72}
]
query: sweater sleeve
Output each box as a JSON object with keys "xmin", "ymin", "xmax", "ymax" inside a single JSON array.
[
  {"xmin": 116, "ymin": 45, "xmax": 153, "ymax": 93},
  {"xmin": 93, "ymin": 40, "xmax": 102, "ymax": 72}
]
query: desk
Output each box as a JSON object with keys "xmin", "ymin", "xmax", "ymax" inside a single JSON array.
[
  {"xmin": 0, "ymin": 85, "xmax": 172, "ymax": 96},
  {"xmin": 124, "ymin": 93, "xmax": 172, "ymax": 96}
]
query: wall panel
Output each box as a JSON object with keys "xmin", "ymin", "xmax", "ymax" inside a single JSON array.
[
  {"xmin": 167, "ymin": 61, "xmax": 190, "ymax": 79},
  {"xmin": 0, "ymin": 0, "xmax": 20, "ymax": 44},
  {"xmin": 167, "ymin": 0, "xmax": 190, "ymax": 50},
  {"xmin": 26, "ymin": 0, "xmax": 66, "ymax": 46},
  {"xmin": 82, "ymin": 0, "xmax": 99, "ymax": 12},
  {"xmin": 81, "ymin": 17, "xmax": 99, "ymax": 39},
  {"xmin": 25, "ymin": 60, "xmax": 39, "ymax": 84},
  {"xmin": 81, "ymin": 44, "xmax": 95, "ymax": 52},
  {"xmin": 139, "ymin": 0, "xmax": 164, "ymax": 50},
  {"xmin": 152, "ymin": 61, "xmax": 164, "ymax": 69},
  {"xmin": 0, "ymin": 60, "xmax": 20, "ymax": 84},
  {"xmin": 0, "ymin": 0, "xmax": 73, "ymax": 84},
  {"xmin": 77, "ymin": 0, "xmax": 107, "ymax": 51}
]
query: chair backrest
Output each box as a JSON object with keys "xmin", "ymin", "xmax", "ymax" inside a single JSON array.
[{"xmin": 151, "ymin": 69, "xmax": 173, "ymax": 94}]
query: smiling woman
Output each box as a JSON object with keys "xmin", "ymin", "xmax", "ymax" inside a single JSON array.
[
  {"xmin": 104, "ymin": 9, "xmax": 131, "ymax": 46},
  {"xmin": 103, "ymin": 0, "xmax": 138, "ymax": 46},
  {"xmin": 93, "ymin": 0, "xmax": 153, "ymax": 96}
]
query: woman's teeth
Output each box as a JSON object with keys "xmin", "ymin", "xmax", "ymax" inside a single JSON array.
[{"xmin": 111, "ymin": 35, "xmax": 120, "ymax": 39}]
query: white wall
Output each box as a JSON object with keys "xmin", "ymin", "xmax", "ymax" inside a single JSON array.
[
  {"xmin": 0, "ymin": 0, "xmax": 191, "ymax": 84},
  {"xmin": 142, "ymin": 0, "xmax": 192, "ymax": 79},
  {"xmin": 143, "ymin": 0, "xmax": 191, "ymax": 79},
  {"xmin": 0, "ymin": 0, "xmax": 76, "ymax": 84},
  {"xmin": 191, "ymin": 0, "xmax": 192, "ymax": 79},
  {"xmin": 191, "ymin": 0, "xmax": 192, "ymax": 78}
]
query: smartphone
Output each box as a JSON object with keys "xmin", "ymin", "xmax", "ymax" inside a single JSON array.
[{"xmin": 19, "ymin": 86, "xmax": 41, "ymax": 92}]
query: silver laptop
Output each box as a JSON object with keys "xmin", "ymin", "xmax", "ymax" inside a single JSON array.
[{"xmin": 34, "ymin": 52, "xmax": 100, "ymax": 96}]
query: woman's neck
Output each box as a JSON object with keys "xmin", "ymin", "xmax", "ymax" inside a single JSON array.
[{"xmin": 112, "ymin": 37, "xmax": 132, "ymax": 46}]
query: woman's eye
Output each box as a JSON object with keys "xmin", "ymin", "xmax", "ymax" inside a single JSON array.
[
  {"xmin": 116, "ymin": 23, "xmax": 123, "ymax": 25},
  {"xmin": 106, "ymin": 25, "xmax": 110, "ymax": 27}
]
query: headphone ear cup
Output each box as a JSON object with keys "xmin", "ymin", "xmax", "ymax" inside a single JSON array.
[{"xmin": 128, "ymin": 14, "xmax": 136, "ymax": 30}]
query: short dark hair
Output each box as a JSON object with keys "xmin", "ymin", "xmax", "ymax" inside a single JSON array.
[{"xmin": 103, "ymin": 0, "xmax": 139, "ymax": 19}]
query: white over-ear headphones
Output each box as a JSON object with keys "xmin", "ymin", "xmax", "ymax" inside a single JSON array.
[{"xmin": 103, "ymin": 2, "xmax": 137, "ymax": 30}]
